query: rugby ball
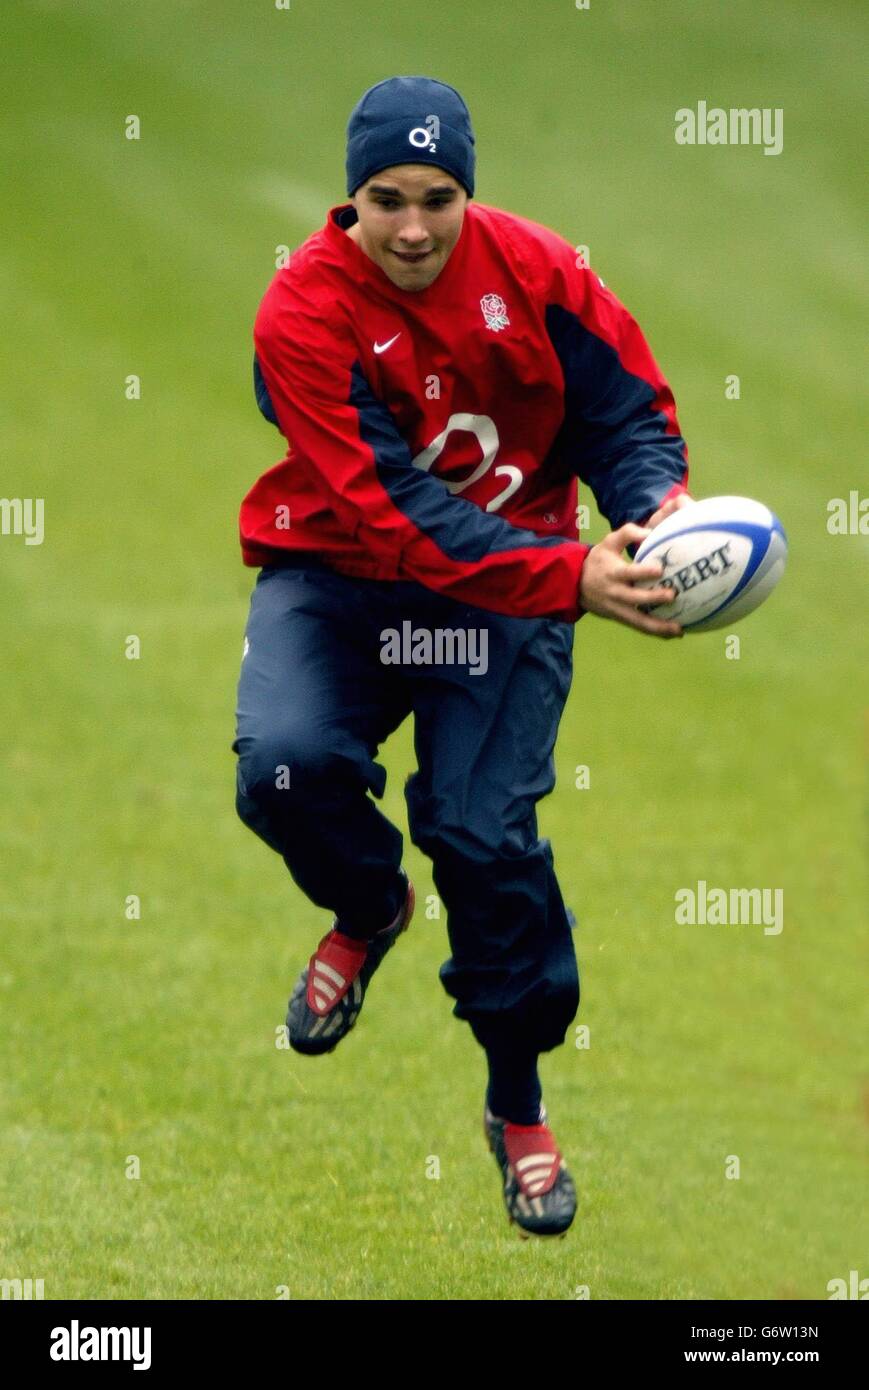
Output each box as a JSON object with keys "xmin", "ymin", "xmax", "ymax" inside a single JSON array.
[{"xmin": 633, "ymin": 496, "xmax": 787, "ymax": 632}]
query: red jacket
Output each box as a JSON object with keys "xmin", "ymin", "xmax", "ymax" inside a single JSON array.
[{"xmin": 241, "ymin": 201, "xmax": 688, "ymax": 621}]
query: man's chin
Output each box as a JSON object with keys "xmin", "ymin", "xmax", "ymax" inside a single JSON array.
[
  {"xmin": 390, "ymin": 273, "xmax": 439, "ymax": 292},
  {"xmin": 385, "ymin": 252, "xmax": 443, "ymax": 290}
]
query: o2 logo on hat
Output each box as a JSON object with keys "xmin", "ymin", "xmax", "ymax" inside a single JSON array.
[{"xmin": 408, "ymin": 115, "xmax": 440, "ymax": 152}]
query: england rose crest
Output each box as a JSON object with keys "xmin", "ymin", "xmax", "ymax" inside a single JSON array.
[{"xmin": 480, "ymin": 293, "xmax": 510, "ymax": 332}]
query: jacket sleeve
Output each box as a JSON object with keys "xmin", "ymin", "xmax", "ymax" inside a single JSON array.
[
  {"xmin": 542, "ymin": 243, "xmax": 690, "ymax": 530},
  {"xmin": 253, "ymin": 278, "xmax": 590, "ymax": 622}
]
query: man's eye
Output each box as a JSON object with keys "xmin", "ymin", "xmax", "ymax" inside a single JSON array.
[{"xmin": 376, "ymin": 200, "xmax": 400, "ymax": 209}]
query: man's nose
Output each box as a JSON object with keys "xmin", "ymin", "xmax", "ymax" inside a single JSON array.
[{"xmin": 397, "ymin": 215, "xmax": 429, "ymax": 246}]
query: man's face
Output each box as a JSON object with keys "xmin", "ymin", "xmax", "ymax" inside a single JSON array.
[{"xmin": 350, "ymin": 165, "xmax": 467, "ymax": 291}]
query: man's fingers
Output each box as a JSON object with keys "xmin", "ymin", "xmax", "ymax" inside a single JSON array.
[
  {"xmin": 606, "ymin": 600, "xmax": 683, "ymax": 637},
  {"xmin": 601, "ymin": 555, "xmax": 663, "ymax": 583},
  {"xmin": 625, "ymin": 558, "xmax": 671, "ymax": 584},
  {"xmin": 610, "ymin": 582, "xmax": 676, "ymax": 609},
  {"xmin": 600, "ymin": 522, "xmax": 650, "ymax": 553},
  {"xmin": 645, "ymin": 493, "xmax": 694, "ymax": 530}
]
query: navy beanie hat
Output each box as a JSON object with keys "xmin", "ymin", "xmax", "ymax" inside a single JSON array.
[{"xmin": 346, "ymin": 75, "xmax": 475, "ymax": 198}]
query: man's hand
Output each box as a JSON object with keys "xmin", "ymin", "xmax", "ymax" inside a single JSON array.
[
  {"xmin": 578, "ymin": 493, "xmax": 695, "ymax": 638},
  {"xmin": 643, "ymin": 491, "xmax": 694, "ymax": 531}
]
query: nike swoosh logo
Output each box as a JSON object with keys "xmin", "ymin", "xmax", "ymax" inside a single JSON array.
[{"xmin": 373, "ymin": 333, "xmax": 401, "ymax": 355}]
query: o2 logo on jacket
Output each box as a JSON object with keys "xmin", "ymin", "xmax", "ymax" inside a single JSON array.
[
  {"xmin": 408, "ymin": 115, "xmax": 440, "ymax": 152},
  {"xmin": 411, "ymin": 413, "xmax": 523, "ymax": 514}
]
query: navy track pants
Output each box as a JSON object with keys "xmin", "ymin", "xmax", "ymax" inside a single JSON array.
[{"xmin": 232, "ymin": 559, "xmax": 580, "ymax": 1054}]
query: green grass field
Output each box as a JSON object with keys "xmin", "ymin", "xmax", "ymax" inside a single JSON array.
[{"xmin": 1, "ymin": 0, "xmax": 866, "ymax": 1299}]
